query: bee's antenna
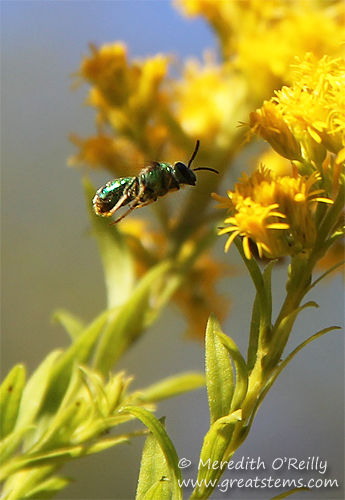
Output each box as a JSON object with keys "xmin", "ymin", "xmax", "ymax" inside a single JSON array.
[
  {"xmin": 188, "ymin": 140, "xmax": 219, "ymax": 174},
  {"xmin": 188, "ymin": 140, "xmax": 200, "ymax": 169},
  {"xmin": 193, "ymin": 166, "xmax": 219, "ymax": 174}
]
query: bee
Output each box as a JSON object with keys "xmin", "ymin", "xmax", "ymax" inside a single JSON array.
[{"xmin": 93, "ymin": 140, "xmax": 218, "ymax": 224}]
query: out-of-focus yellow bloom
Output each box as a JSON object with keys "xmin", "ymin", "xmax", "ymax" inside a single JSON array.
[
  {"xmin": 173, "ymin": 54, "xmax": 246, "ymax": 150},
  {"xmin": 257, "ymin": 149, "xmax": 293, "ymax": 177},
  {"xmin": 213, "ymin": 167, "xmax": 333, "ymax": 258},
  {"xmin": 74, "ymin": 43, "xmax": 170, "ymax": 154},
  {"xmin": 68, "ymin": 134, "xmax": 145, "ymax": 177},
  {"xmin": 176, "ymin": 0, "xmax": 345, "ymax": 100}
]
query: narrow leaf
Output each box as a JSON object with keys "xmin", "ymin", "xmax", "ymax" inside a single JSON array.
[
  {"xmin": 205, "ymin": 314, "xmax": 233, "ymax": 424},
  {"xmin": 0, "ymin": 425, "xmax": 34, "ymax": 467},
  {"xmin": 14, "ymin": 351, "xmax": 62, "ymax": 433},
  {"xmin": 246, "ymin": 325, "xmax": 340, "ymax": 435},
  {"xmin": 192, "ymin": 410, "xmax": 242, "ymax": 499},
  {"xmin": 23, "ymin": 476, "xmax": 72, "ymax": 500},
  {"xmin": 93, "ymin": 261, "xmax": 173, "ymax": 374},
  {"xmin": 217, "ymin": 332, "xmax": 248, "ymax": 411},
  {"xmin": 270, "ymin": 487, "xmax": 310, "ymax": 499},
  {"xmin": 52, "ymin": 309, "xmax": 85, "ymax": 341},
  {"xmin": 0, "ymin": 365, "xmax": 26, "ymax": 438},
  {"xmin": 135, "ymin": 372, "xmax": 205, "ymax": 404},
  {"xmin": 123, "ymin": 406, "xmax": 182, "ymax": 500},
  {"xmin": 136, "ymin": 423, "xmax": 172, "ymax": 500},
  {"xmin": 40, "ymin": 308, "xmax": 111, "ymax": 414}
]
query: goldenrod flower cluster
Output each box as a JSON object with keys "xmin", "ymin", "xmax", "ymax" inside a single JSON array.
[
  {"xmin": 215, "ymin": 53, "xmax": 343, "ymax": 260},
  {"xmin": 214, "ymin": 167, "xmax": 333, "ymax": 259}
]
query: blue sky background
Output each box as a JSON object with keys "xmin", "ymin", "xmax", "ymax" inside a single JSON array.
[{"xmin": 1, "ymin": 2, "xmax": 344, "ymax": 499}]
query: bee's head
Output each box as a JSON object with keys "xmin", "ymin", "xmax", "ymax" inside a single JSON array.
[
  {"xmin": 174, "ymin": 161, "xmax": 197, "ymax": 186},
  {"xmin": 173, "ymin": 140, "xmax": 218, "ymax": 186}
]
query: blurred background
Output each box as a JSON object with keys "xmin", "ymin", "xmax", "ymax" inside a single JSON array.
[{"xmin": 1, "ymin": 2, "xmax": 344, "ymax": 499}]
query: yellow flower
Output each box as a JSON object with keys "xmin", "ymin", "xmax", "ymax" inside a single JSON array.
[
  {"xmin": 275, "ymin": 54, "xmax": 345, "ymax": 160},
  {"xmin": 251, "ymin": 54, "xmax": 345, "ymax": 169},
  {"xmin": 218, "ymin": 199, "xmax": 289, "ymax": 259},
  {"xmin": 249, "ymin": 102, "xmax": 302, "ymax": 161},
  {"xmin": 214, "ymin": 167, "xmax": 334, "ymax": 258}
]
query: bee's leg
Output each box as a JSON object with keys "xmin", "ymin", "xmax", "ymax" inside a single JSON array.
[{"xmin": 110, "ymin": 198, "xmax": 155, "ymax": 225}]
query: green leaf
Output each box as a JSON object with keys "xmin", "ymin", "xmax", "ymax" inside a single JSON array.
[
  {"xmin": 0, "ymin": 425, "xmax": 34, "ymax": 466},
  {"xmin": 123, "ymin": 406, "xmax": 182, "ymax": 500},
  {"xmin": 140, "ymin": 479, "xmax": 172, "ymax": 500},
  {"xmin": 246, "ymin": 325, "xmax": 340, "ymax": 436},
  {"xmin": 14, "ymin": 351, "xmax": 62, "ymax": 433},
  {"xmin": 270, "ymin": 487, "xmax": 310, "ymax": 499},
  {"xmin": 52, "ymin": 309, "xmax": 85, "ymax": 341},
  {"xmin": 93, "ymin": 261, "xmax": 173, "ymax": 374},
  {"xmin": 84, "ymin": 178, "xmax": 135, "ymax": 309},
  {"xmin": 136, "ymin": 422, "xmax": 173, "ymax": 500},
  {"xmin": 40, "ymin": 308, "xmax": 111, "ymax": 414},
  {"xmin": 217, "ymin": 332, "xmax": 248, "ymax": 412},
  {"xmin": 191, "ymin": 410, "xmax": 242, "ymax": 499},
  {"xmin": 0, "ymin": 364, "xmax": 26, "ymax": 438},
  {"xmin": 268, "ymin": 301, "xmax": 319, "ymax": 370},
  {"xmin": 234, "ymin": 238, "xmax": 272, "ymax": 333},
  {"xmin": 247, "ymin": 289, "xmax": 261, "ymax": 370},
  {"xmin": 1, "ymin": 464, "xmax": 57, "ymax": 500},
  {"xmin": 24, "ymin": 476, "xmax": 72, "ymax": 499},
  {"xmin": 205, "ymin": 314, "xmax": 233, "ymax": 424},
  {"xmin": 135, "ymin": 372, "xmax": 205, "ymax": 404}
]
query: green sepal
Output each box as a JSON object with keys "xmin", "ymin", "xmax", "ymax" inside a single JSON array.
[
  {"xmin": 217, "ymin": 332, "xmax": 248, "ymax": 412},
  {"xmin": 136, "ymin": 421, "xmax": 173, "ymax": 500},
  {"xmin": 93, "ymin": 260, "xmax": 173, "ymax": 375},
  {"xmin": 84, "ymin": 178, "xmax": 135, "ymax": 309},
  {"xmin": 0, "ymin": 364, "xmax": 26, "ymax": 439},
  {"xmin": 205, "ymin": 314, "xmax": 233, "ymax": 424},
  {"xmin": 123, "ymin": 406, "xmax": 182, "ymax": 500},
  {"xmin": 52, "ymin": 309, "xmax": 85, "ymax": 341},
  {"xmin": 135, "ymin": 372, "xmax": 205, "ymax": 404},
  {"xmin": 191, "ymin": 410, "xmax": 242, "ymax": 499}
]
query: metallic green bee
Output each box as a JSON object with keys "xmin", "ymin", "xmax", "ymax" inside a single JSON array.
[{"xmin": 93, "ymin": 140, "xmax": 218, "ymax": 224}]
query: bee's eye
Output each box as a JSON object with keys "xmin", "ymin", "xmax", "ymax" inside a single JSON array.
[{"xmin": 174, "ymin": 162, "xmax": 197, "ymax": 186}]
